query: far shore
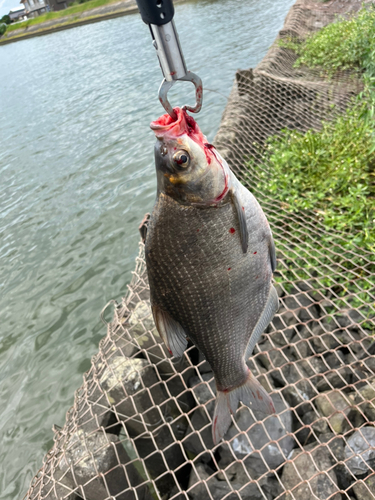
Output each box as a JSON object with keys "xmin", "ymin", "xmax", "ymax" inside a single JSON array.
[{"xmin": 0, "ymin": 0, "xmax": 185, "ymax": 45}]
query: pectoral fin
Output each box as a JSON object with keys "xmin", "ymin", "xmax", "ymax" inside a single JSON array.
[
  {"xmin": 152, "ymin": 305, "xmax": 188, "ymax": 358},
  {"xmin": 269, "ymin": 234, "xmax": 277, "ymax": 272},
  {"xmin": 230, "ymin": 187, "xmax": 248, "ymax": 254},
  {"xmin": 245, "ymin": 285, "xmax": 279, "ymax": 359}
]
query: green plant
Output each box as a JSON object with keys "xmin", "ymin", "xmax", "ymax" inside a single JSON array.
[
  {"xmin": 281, "ymin": 5, "xmax": 375, "ymax": 79},
  {"xmin": 0, "ymin": 23, "xmax": 6, "ymax": 36},
  {"xmin": 1, "ymin": 15, "xmax": 11, "ymax": 24},
  {"xmin": 249, "ymin": 96, "xmax": 375, "ymax": 251}
]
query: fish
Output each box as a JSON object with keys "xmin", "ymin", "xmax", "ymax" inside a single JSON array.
[{"xmin": 145, "ymin": 107, "xmax": 278, "ymax": 444}]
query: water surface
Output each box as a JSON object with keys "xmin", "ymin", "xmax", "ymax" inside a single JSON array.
[{"xmin": 0, "ymin": 0, "xmax": 294, "ymax": 496}]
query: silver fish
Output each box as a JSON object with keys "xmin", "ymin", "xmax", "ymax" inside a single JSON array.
[{"xmin": 145, "ymin": 108, "xmax": 278, "ymax": 443}]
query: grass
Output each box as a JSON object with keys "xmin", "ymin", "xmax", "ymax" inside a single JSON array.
[
  {"xmin": 252, "ymin": 96, "xmax": 375, "ymax": 251},
  {"xmin": 4, "ymin": 0, "xmax": 124, "ymax": 33},
  {"xmin": 281, "ymin": 4, "xmax": 375, "ymax": 80},
  {"xmin": 245, "ymin": 5, "xmax": 375, "ymax": 316},
  {"xmin": 251, "ymin": 4, "xmax": 375, "ymax": 252}
]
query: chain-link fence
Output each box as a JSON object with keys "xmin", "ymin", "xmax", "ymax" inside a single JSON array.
[{"xmin": 25, "ymin": 0, "xmax": 375, "ymax": 498}]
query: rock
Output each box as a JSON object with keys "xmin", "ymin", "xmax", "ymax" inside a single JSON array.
[
  {"xmin": 289, "ymin": 339, "xmax": 314, "ymax": 359},
  {"xmin": 59, "ymin": 430, "xmax": 152, "ymax": 500},
  {"xmin": 335, "ymin": 309, "xmax": 370, "ymax": 329},
  {"xmin": 299, "ymin": 305, "xmax": 320, "ymax": 323},
  {"xmin": 315, "ymin": 390, "xmax": 363, "ymax": 434},
  {"xmin": 282, "ymin": 379, "xmax": 316, "ymax": 413},
  {"xmin": 275, "ymin": 283, "xmax": 284, "ymax": 298},
  {"xmin": 310, "ymin": 328, "xmax": 338, "ymax": 354},
  {"xmin": 302, "ymin": 410, "xmax": 329, "ymax": 435},
  {"xmin": 352, "ymin": 473, "xmax": 375, "ymax": 500},
  {"xmin": 318, "ymin": 433, "xmax": 353, "ymax": 490},
  {"xmin": 126, "ymin": 301, "xmax": 174, "ymax": 375},
  {"xmin": 189, "ymin": 373, "xmax": 215, "ymax": 406},
  {"xmin": 109, "ymin": 329, "xmax": 140, "ymax": 359},
  {"xmin": 188, "ymin": 462, "xmax": 280, "ymax": 500},
  {"xmin": 271, "ymin": 325, "xmax": 298, "ymax": 347},
  {"xmin": 99, "ymin": 356, "xmax": 168, "ymax": 436},
  {"xmin": 283, "ymin": 296, "xmax": 300, "ymax": 310},
  {"xmin": 218, "ymin": 393, "xmax": 294, "ymax": 477},
  {"xmin": 255, "ymin": 340, "xmax": 289, "ymax": 370},
  {"xmin": 197, "ymin": 350, "xmax": 212, "ymax": 374},
  {"xmin": 321, "ymin": 316, "xmax": 340, "ymax": 332},
  {"xmin": 349, "ymin": 377, "xmax": 375, "ymax": 422},
  {"xmin": 281, "ymin": 443, "xmax": 342, "ymax": 500},
  {"xmin": 324, "ymin": 350, "xmax": 346, "ymax": 369},
  {"xmin": 316, "ymin": 367, "xmax": 353, "ymax": 392},
  {"xmin": 74, "ymin": 378, "xmax": 115, "ymax": 435},
  {"xmin": 345, "ymin": 427, "xmax": 375, "ymax": 476},
  {"xmin": 40, "ymin": 467, "xmax": 78, "ymax": 500},
  {"xmin": 127, "ymin": 301, "xmax": 155, "ymax": 337},
  {"xmin": 272, "ymin": 309, "xmax": 298, "ymax": 330},
  {"xmin": 295, "ymin": 281, "xmax": 313, "ymax": 293},
  {"xmin": 183, "ymin": 404, "xmax": 215, "ymax": 461},
  {"xmin": 363, "ymin": 356, "xmax": 375, "ymax": 374},
  {"xmin": 270, "ymin": 362, "xmax": 304, "ymax": 388}
]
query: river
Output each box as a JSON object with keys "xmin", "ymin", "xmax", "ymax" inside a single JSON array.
[{"xmin": 0, "ymin": 0, "xmax": 294, "ymax": 497}]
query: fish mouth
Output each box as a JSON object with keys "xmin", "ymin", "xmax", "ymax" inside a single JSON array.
[{"xmin": 150, "ymin": 107, "xmax": 206, "ymax": 144}]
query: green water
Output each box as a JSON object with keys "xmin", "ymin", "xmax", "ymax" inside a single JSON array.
[{"xmin": 0, "ymin": 0, "xmax": 294, "ymax": 497}]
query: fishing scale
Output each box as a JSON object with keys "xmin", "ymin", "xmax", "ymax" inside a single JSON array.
[{"xmin": 135, "ymin": 0, "xmax": 203, "ymax": 120}]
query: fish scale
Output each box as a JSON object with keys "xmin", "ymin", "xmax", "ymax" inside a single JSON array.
[{"xmin": 146, "ymin": 188, "xmax": 271, "ymax": 390}]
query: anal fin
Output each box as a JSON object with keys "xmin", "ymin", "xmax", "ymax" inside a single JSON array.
[
  {"xmin": 152, "ymin": 305, "xmax": 188, "ymax": 358},
  {"xmin": 230, "ymin": 187, "xmax": 248, "ymax": 254},
  {"xmin": 245, "ymin": 285, "xmax": 279, "ymax": 359}
]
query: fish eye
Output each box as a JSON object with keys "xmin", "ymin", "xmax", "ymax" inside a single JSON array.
[{"xmin": 173, "ymin": 150, "xmax": 190, "ymax": 168}]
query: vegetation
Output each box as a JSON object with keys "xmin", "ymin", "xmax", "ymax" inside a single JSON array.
[
  {"xmin": 1, "ymin": 15, "xmax": 11, "ymax": 24},
  {"xmin": 282, "ymin": 5, "xmax": 375, "ymax": 80},
  {"xmin": 0, "ymin": 23, "xmax": 6, "ymax": 36},
  {"xmin": 254, "ymin": 97, "xmax": 375, "ymax": 251},
  {"xmin": 244, "ymin": 5, "xmax": 375, "ymax": 317},
  {"xmin": 252, "ymin": 5, "xmax": 375, "ymax": 252},
  {"xmin": 4, "ymin": 0, "xmax": 122, "ymax": 34}
]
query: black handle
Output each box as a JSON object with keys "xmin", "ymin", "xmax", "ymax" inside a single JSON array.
[{"xmin": 135, "ymin": 0, "xmax": 174, "ymax": 26}]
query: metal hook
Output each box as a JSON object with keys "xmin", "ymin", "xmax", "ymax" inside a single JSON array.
[{"xmin": 158, "ymin": 71, "xmax": 203, "ymax": 120}]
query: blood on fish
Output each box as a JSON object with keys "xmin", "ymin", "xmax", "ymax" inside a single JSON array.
[
  {"xmin": 214, "ymin": 171, "xmax": 229, "ymax": 202},
  {"xmin": 168, "ymin": 349, "xmax": 172, "ymax": 355},
  {"xmin": 150, "ymin": 108, "xmax": 230, "ymax": 201},
  {"xmin": 197, "ymin": 229, "xmax": 200, "ymax": 232},
  {"xmin": 253, "ymin": 251, "xmax": 257, "ymax": 254},
  {"xmin": 227, "ymin": 267, "xmax": 231, "ymax": 271},
  {"xmin": 229, "ymin": 228, "xmax": 236, "ymax": 234},
  {"xmin": 256, "ymin": 390, "xmax": 263, "ymax": 401}
]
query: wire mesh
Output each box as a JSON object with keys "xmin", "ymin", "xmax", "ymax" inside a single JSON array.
[{"xmin": 25, "ymin": 0, "xmax": 375, "ymax": 499}]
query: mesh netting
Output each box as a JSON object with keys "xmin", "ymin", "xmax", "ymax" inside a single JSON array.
[{"xmin": 25, "ymin": 1, "xmax": 375, "ymax": 499}]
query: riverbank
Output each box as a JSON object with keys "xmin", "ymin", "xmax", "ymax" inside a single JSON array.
[{"xmin": 0, "ymin": 0, "xmax": 185, "ymax": 45}]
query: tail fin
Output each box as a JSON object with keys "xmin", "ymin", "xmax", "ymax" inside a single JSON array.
[{"xmin": 212, "ymin": 372, "xmax": 275, "ymax": 445}]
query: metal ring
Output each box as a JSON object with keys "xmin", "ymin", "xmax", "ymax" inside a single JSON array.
[{"xmin": 158, "ymin": 71, "xmax": 203, "ymax": 119}]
